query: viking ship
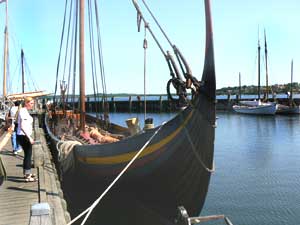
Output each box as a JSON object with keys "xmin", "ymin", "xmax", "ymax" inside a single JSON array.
[
  {"xmin": 233, "ymin": 31, "xmax": 276, "ymax": 115},
  {"xmin": 45, "ymin": 0, "xmax": 216, "ymax": 222}
]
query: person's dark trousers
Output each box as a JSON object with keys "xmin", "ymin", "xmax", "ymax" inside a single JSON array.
[{"xmin": 17, "ymin": 135, "xmax": 32, "ymax": 175}]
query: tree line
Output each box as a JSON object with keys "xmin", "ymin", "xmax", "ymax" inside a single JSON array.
[{"xmin": 216, "ymin": 83, "xmax": 300, "ymax": 95}]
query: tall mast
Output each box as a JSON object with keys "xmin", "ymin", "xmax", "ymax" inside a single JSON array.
[
  {"xmin": 290, "ymin": 59, "xmax": 293, "ymax": 104},
  {"xmin": 238, "ymin": 72, "xmax": 241, "ymax": 101},
  {"xmin": 257, "ymin": 39, "xmax": 261, "ymax": 100},
  {"xmin": 264, "ymin": 30, "xmax": 269, "ymax": 100},
  {"xmin": 2, "ymin": 0, "xmax": 8, "ymax": 97},
  {"xmin": 79, "ymin": 0, "xmax": 86, "ymax": 131},
  {"xmin": 21, "ymin": 49, "xmax": 25, "ymax": 93}
]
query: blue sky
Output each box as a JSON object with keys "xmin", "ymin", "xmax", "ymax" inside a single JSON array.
[{"xmin": 1, "ymin": 0, "xmax": 300, "ymax": 95}]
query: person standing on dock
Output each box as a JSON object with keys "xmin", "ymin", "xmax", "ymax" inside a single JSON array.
[
  {"xmin": 9, "ymin": 101, "xmax": 22, "ymax": 155},
  {"xmin": 16, "ymin": 97, "xmax": 36, "ymax": 182}
]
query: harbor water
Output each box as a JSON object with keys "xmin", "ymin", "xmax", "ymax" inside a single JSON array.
[
  {"xmin": 202, "ymin": 112, "xmax": 300, "ymax": 225},
  {"xmin": 67, "ymin": 111, "xmax": 300, "ymax": 225}
]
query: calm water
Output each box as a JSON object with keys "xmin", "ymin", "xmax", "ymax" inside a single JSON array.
[
  {"xmin": 70, "ymin": 112, "xmax": 300, "ymax": 225},
  {"xmin": 202, "ymin": 112, "xmax": 300, "ymax": 225}
]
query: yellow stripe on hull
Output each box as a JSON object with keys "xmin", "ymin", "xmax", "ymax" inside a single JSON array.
[{"xmin": 78, "ymin": 110, "xmax": 194, "ymax": 165}]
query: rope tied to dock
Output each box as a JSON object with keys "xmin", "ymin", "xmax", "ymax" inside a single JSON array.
[{"xmin": 67, "ymin": 122, "xmax": 167, "ymax": 225}]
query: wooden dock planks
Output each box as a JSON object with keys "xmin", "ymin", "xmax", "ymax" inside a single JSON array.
[{"xmin": 0, "ymin": 125, "xmax": 69, "ymax": 225}]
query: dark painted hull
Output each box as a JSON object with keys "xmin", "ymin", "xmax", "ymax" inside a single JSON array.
[
  {"xmin": 45, "ymin": 92, "xmax": 215, "ymax": 221},
  {"xmin": 45, "ymin": 0, "xmax": 216, "ymax": 223}
]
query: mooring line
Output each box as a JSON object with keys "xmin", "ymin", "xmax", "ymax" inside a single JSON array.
[{"xmin": 67, "ymin": 122, "xmax": 166, "ymax": 225}]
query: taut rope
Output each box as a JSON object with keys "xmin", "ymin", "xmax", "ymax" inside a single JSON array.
[{"xmin": 67, "ymin": 122, "xmax": 166, "ymax": 225}]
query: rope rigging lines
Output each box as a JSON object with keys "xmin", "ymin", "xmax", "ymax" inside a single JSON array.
[
  {"xmin": 54, "ymin": 0, "xmax": 108, "ymax": 122},
  {"xmin": 132, "ymin": 0, "xmax": 201, "ymax": 107}
]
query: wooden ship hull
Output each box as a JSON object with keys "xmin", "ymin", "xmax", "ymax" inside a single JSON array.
[
  {"xmin": 44, "ymin": 0, "xmax": 216, "ymax": 223},
  {"xmin": 46, "ymin": 91, "xmax": 215, "ymax": 220}
]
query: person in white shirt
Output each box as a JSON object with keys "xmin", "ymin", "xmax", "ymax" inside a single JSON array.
[
  {"xmin": 17, "ymin": 97, "xmax": 36, "ymax": 182},
  {"xmin": 9, "ymin": 101, "xmax": 22, "ymax": 154}
]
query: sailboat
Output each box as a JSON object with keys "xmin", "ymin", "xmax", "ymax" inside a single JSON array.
[
  {"xmin": 1, "ymin": 1, "xmax": 47, "ymax": 109},
  {"xmin": 45, "ymin": 0, "xmax": 216, "ymax": 222},
  {"xmin": 276, "ymin": 60, "xmax": 300, "ymax": 114},
  {"xmin": 0, "ymin": 0, "xmax": 11, "ymax": 121},
  {"xmin": 233, "ymin": 31, "xmax": 276, "ymax": 115}
]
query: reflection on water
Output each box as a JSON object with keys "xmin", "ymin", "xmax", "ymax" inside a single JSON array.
[
  {"xmin": 202, "ymin": 112, "xmax": 300, "ymax": 225},
  {"xmin": 68, "ymin": 112, "xmax": 300, "ymax": 225}
]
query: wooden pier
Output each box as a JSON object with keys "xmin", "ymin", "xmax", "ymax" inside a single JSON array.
[{"xmin": 0, "ymin": 116, "xmax": 70, "ymax": 225}]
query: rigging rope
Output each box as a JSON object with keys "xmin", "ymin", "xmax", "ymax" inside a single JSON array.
[
  {"xmin": 88, "ymin": 0, "xmax": 99, "ymax": 116},
  {"xmin": 54, "ymin": 0, "xmax": 69, "ymax": 104},
  {"xmin": 94, "ymin": 0, "xmax": 110, "ymax": 125},
  {"xmin": 67, "ymin": 122, "xmax": 166, "ymax": 225},
  {"xmin": 62, "ymin": 0, "xmax": 74, "ymax": 83},
  {"xmin": 71, "ymin": 0, "xmax": 78, "ymax": 110},
  {"xmin": 141, "ymin": 0, "xmax": 173, "ymax": 47},
  {"xmin": 143, "ymin": 25, "xmax": 147, "ymax": 124},
  {"xmin": 66, "ymin": 0, "xmax": 77, "ymax": 105},
  {"xmin": 133, "ymin": 0, "xmax": 196, "ymax": 106},
  {"xmin": 183, "ymin": 125, "xmax": 215, "ymax": 173},
  {"xmin": 141, "ymin": 0, "xmax": 195, "ymax": 82}
]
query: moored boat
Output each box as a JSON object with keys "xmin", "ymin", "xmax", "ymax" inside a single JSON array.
[
  {"xmin": 45, "ymin": 0, "xmax": 216, "ymax": 223},
  {"xmin": 233, "ymin": 100, "xmax": 277, "ymax": 115},
  {"xmin": 233, "ymin": 30, "xmax": 276, "ymax": 115},
  {"xmin": 276, "ymin": 60, "xmax": 300, "ymax": 114}
]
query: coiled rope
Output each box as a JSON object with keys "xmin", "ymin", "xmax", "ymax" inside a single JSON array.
[
  {"xmin": 67, "ymin": 122, "xmax": 166, "ymax": 225},
  {"xmin": 56, "ymin": 140, "xmax": 82, "ymax": 173}
]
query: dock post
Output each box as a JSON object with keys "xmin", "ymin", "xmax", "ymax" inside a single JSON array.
[
  {"xmin": 87, "ymin": 97, "xmax": 91, "ymax": 112},
  {"xmin": 227, "ymin": 91, "xmax": 232, "ymax": 111},
  {"xmin": 159, "ymin": 95, "xmax": 163, "ymax": 112},
  {"xmin": 111, "ymin": 96, "xmax": 116, "ymax": 112},
  {"xmin": 102, "ymin": 99, "xmax": 105, "ymax": 112},
  {"xmin": 137, "ymin": 96, "xmax": 141, "ymax": 112},
  {"xmin": 129, "ymin": 96, "xmax": 132, "ymax": 113}
]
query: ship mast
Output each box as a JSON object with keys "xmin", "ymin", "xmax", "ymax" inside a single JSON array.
[
  {"xmin": 21, "ymin": 49, "xmax": 25, "ymax": 93},
  {"xmin": 79, "ymin": 0, "xmax": 86, "ymax": 131},
  {"xmin": 257, "ymin": 39, "xmax": 261, "ymax": 100},
  {"xmin": 264, "ymin": 30, "xmax": 269, "ymax": 100},
  {"xmin": 290, "ymin": 59, "xmax": 293, "ymax": 105},
  {"xmin": 238, "ymin": 72, "xmax": 241, "ymax": 101},
  {"xmin": 2, "ymin": 0, "xmax": 8, "ymax": 98}
]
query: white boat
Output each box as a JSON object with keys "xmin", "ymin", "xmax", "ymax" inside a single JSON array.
[
  {"xmin": 233, "ymin": 100, "xmax": 277, "ymax": 115},
  {"xmin": 233, "ymin": 30, "xmax": 276, "ymax": 115}
]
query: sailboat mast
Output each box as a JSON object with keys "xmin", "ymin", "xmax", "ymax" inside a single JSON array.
[
  {"xmin": 21, "ymin": 49, "xmax": 25, "ymax": 93},
  {"xmin": 2, "ymin": 0, "xmax": 8, "ymax": 97},
  {"xmin": 264, "ymin": 30, "xmax": 269, "ymax": 100},
  {"xmin": 79, "ymin": 0, "xmax": 86, "ymax": 131},
  {"xmin": 238, "ymin": 72, "xmax": 241, "ymax": 101},
  {"xmin": 290, "ymin": 59, "xmax": 293, "ymax": 103},
  {"xmin": 257, "ymin": 39, "xmax": 261, "ymax": 100}
]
